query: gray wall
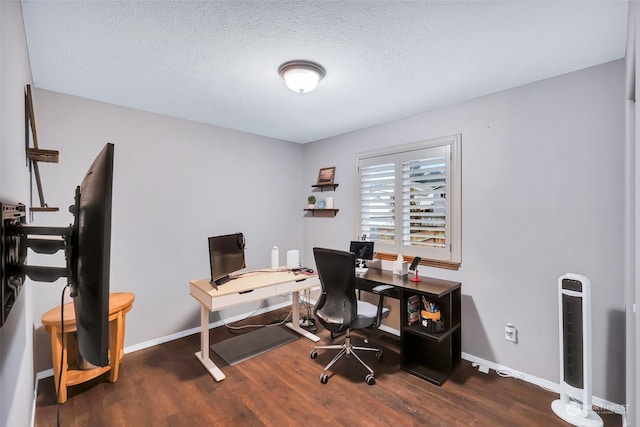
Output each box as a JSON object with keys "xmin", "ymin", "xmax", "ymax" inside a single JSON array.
[
  {"xmin": 0, "ymin": 1, "xmax": 34, "ymax": 427},
  {"xmin": 301, "ymin": 60, "xmax": 625, "ymax": 403},
  {"xmin": 29, "ymin": 88, "xmax": 305, "ymax": 373},
  {"xmin": 0, "ymin": 4, "xmax": 627, "ymax": 423}
]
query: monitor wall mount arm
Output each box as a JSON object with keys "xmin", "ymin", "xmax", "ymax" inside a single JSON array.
[{"xmin": 24, "ymin": 84, "xmax": 60, "ymax": 217}]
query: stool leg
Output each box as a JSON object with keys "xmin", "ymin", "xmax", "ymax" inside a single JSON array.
[
  {"xmin": 109, "ymin": 310, "xmax": 125, "ymax": 382},
  {"xmin": 109, "ymin": 316, "xmax": 118, "ymax": 382},
  {"xmin": 50, "ymin": 327, "xmax": 68, "ymax": 404}
]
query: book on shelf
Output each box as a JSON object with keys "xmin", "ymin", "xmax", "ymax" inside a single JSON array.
[{"xmin": 407, "ymin": 295, "xmax": 420, "ymax": 325}]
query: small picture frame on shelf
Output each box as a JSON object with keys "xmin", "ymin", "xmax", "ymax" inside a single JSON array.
[{"xmin": 316, "ymin": 167, "xmax": 336, "ymax": 186}]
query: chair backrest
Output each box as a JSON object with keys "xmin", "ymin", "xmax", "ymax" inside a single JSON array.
[{"xmin": 312, "ymin": 247, "xmax": 357, "ymax": 333}]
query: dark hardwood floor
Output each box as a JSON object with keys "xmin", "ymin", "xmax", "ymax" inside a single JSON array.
[{"xmin": 35, "ymin": 307, "xmax": 622, "ymax": 426}]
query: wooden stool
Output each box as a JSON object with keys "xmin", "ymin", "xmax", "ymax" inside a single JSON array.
[{"xmin": 41, "ymin": 292, "xmax": 135, "ymax": 403}]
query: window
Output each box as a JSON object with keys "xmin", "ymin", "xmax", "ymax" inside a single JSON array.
[{"xmin": 355, "ymin": 135, "xmax": 461, "ymax": 268}]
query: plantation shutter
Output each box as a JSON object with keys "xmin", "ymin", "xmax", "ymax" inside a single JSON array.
[
  {"xmin": 358, "ymin": 155, "xmax": 397, "ymax": 245},
  {"xmin": 401, "ymin": 146, "xmax": 450, "ymax": 255},
  {"xmin": 355, "ymin": 134, "xmax": 460, "ymax": 267}
]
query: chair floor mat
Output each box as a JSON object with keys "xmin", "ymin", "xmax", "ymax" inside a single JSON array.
[{"xmin": 211, "ymin": 326, "xmax": 299, "ymax": 366}]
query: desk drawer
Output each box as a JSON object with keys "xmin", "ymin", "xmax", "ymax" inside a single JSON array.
[
  {"xmin": 276, "ymin": 277, "xmax": 319, "ymax": 295},
  {"xmin": 211, "ymin": 286, "xmax": 278, "ymax": 310}
]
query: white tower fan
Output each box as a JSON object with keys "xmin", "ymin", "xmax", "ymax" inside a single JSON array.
[{"xmin": 551, "ymin": 273, "xmax": 603, "ymax": 426}]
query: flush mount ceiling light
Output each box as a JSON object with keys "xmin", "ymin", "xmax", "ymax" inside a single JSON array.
[{"xmin": 278, "ymin": 60, "xmax": 326, "ymax": 94}]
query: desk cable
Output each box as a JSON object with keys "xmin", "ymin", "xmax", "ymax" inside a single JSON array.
[
  {"xmin": 220, "ymin": 289, "xmax": 317, "ymax": 332},
  {"xmin": 221, "ymin": 299, "xmax": 294, "ymax": 332},
  {"xmin": 299, "ymin": 288, "xmax": 316, "ymax": 329}
]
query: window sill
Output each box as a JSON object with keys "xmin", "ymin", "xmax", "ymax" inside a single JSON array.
[{"xmin": 374, "ymin": 252, "xmax": 461, "ymax": 271}]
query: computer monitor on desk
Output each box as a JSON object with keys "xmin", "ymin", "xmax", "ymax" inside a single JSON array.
[
  {"xmin": 208, "ymin": 232, "xmax": 246, "ymax": 288},
  {"xmin": 350, "ymin": 241, "xmax": 374, "ymax": 273}
]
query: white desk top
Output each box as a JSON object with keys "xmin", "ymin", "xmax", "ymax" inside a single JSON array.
[
  {"xmin": 189, "ymin": 268, "xmax": 321, "ymax": 381},
  {"xmin": 190, "ymin": 269, "xmax": 318, "ymax": 306}
]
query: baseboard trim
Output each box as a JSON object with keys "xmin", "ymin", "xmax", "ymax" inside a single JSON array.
[
  {"xmin": 134, "ymin": 299, "xmax": 296, "ymax": 354},
  {"xmin": 34, "ymin": 299, "xmax": 294, "ymax": 382},
  {"xmin": 371, "ymin": 330, "xmax": 627, "ymax": 421},
  {"xmin": 378, "ymin": 324, "xmax": 400, "ymax": 336},
  {"xmin": 32, "ymin": 300, "xmax": 627, "ymax": 427},
  {"xmin": 32, "ymin": 370, "xmax": 54, "ymax": 427},
  {"xmin": 461, "ymin": 352, "xmax": 628, "ymax": 423},
  {"xmin": 31, "ymin": 300, "xmax": 294, "ymax": 426}
]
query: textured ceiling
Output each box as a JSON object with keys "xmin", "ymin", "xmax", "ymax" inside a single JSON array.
[{"xmin": 21, "ymin": 1, "xmax": 628, "ymax": 143}]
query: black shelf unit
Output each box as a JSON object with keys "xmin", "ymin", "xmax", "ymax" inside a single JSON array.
[{"xmin": 400, "ymin": 284, "xmax": 461, "ymax": 385}]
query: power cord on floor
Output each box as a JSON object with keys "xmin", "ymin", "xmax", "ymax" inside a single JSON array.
[
  {"xmin": 471, "ymin": 362, "xmax": 526, "ymax": 381},
  {"xmin": 495, "ymin": 369, "xmax": 524, "ymax": 380},
  {"xmin": 472, "ymin": 362, "xmax": 557, "ymax": 396}
]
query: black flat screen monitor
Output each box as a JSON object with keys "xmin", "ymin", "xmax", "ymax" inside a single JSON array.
[
  {"xmin": 208, "ymin": 233, "xmax": 246, "ymax": 286},
  {"xmin": 350, "ymin": 241, "xmax": 374, "ymax": 261},
  {"xmin": 0, "ymin": 144, "xmax": 114, "ymax": 366},
  {"xmin": 70, "ymin": 143, "xmax": 114, "ymax": 367}
]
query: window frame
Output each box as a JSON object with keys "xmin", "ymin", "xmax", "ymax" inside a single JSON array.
[{"xmin": 354, "ymin": 134, "xmax": 461, "ymax": 269}]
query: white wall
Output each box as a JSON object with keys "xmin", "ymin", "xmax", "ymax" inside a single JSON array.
[
  {"xmin": 302, "ymin": 60, "xmax": 626, "ymax": 404},
  {"xmin": 627, "ymin": 1, "xmax": 640, "ymax": 423},
  {"xmin": 0, "ymin": 1, "xmax": 34, "ymax": 426},
  {"xmin": 29, "ymin": 89, "xmax": 305, "ymax": 372}
]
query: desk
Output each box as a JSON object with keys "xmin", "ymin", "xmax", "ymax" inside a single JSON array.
[
  {"xmin": 189, "ymin": 270, "xmax": 321, "ymax": 381},
  {"xmin": 41, "ymin": 292, "xmax": 135, "ymax": 403},
  {"xmin": 356, "ymin": 268, "xmax": 461, "ymax": 385}
]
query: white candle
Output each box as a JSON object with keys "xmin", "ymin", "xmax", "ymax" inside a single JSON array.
[{"xmin": 326, "ymin": 197, "xmax": 334, "ymax": 209}]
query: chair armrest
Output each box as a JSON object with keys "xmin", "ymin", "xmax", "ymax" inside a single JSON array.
[
  {"xmin": 371, "ymin": 284, "xmax": 394, "ymax": 295},
  {"xmin": 370, "ymin": 285, "xmax": 393, "ymax": 328}
]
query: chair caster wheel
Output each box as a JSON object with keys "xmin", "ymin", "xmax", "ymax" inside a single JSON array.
[
  {"xmin": 310, "ymin": 350, "xmax": 318, "ymax": 359},
  {"xmin": 320, "ymin": 373, "xmax": 329, "ymax": 384},
  {"xmin": 365, "ymin": 374, "xmax": 375, "ymax": 385},
  {"xmin": 376, "ymin": 351, "xmax": 383, "ymax": 361}
]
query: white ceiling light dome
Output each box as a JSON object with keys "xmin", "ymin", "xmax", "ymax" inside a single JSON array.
[{"xmin": 278, "ymin": 60, "xmax": 326, "ymax": 94}]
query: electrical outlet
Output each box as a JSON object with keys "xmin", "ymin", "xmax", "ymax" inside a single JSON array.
[{"xmin": 505, "ymin": 323, "xmax": 517, "ymax": 343}]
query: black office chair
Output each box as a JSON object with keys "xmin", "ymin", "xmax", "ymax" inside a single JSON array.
[{"xmin": 310, "ymin": 247, "xmax": 391, "ymax": 385}]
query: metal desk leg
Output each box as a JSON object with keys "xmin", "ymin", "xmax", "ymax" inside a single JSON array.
[
  {"xmin": 195, "ymin": 305, "xmax": 226, "ymax": 381},
  {"xmin": 285, "ymin": 290, "xmax": 320, "ymax": 342}
]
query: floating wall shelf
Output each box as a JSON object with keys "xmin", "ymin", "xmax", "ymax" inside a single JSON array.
[
  {"xmin": 304, "ymin": 208, "xmax": 339, "ymax": 217},
  {"xmin": 311, "ymin": 183, "xmax": 339, "ymax": 192}
]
